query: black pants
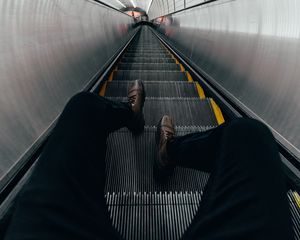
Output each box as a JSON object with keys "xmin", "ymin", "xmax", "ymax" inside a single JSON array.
[{"xmin": 5, "ymin": 92, "xmax": 293, "ymax": 240}]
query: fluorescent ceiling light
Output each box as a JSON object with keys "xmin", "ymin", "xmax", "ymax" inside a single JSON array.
[
  {"xmin": 146, "ymin": 0, "xmax": 153, "ymax": 13},
  {"xmin": 130, "ymin": 0, "xmax": 136, "ymax": 8},
  {"xmin": 116, "ymin": 0, "xmax": 126, "ymax": 8}
]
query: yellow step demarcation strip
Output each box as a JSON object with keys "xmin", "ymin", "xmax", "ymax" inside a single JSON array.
[
  {"xmin": 186, "ymin": 71, "xmax": 194, "ymax": 83},
  {"xmin": 210, "ymin": 99, "xmax": 225, "ymax": 125},
  {"xmin": 108, "ymin": 71, "xmax": 114, "ymax": 82},
  {"xmin": 108, "ymin": 67, "xmax": 118, "ymax": 82},
  {"xmin": 179, "ymin": 63, "xmax": 185, "ymax": 72},
  {"xmin": 195, "ymin": 82, "xmax": 206, "ymax": 100},
  {"xmin": 161, "ymin": 43, "xmax": 207, "ymax": 100},
  {"xmin": 292, "ymin": 191, "xmax": 300, "ymax": 209},
  {"xmin": 100, "ymin": 67, "xmax": 118, "ymax": 96},
  {"xmin": 185, "ymin": 71, "xmax": 206, "ymax": 99},
  {"xmin": 99, "ymin": 81, "xmax": 107, "ymax": 96},
  {"xmin": 163, "ymin": 46, "xmax": 185, "ymax": 72}
]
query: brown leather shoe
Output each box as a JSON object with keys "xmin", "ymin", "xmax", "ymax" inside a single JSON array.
[
  {"xmin": 154, "ymin": 115, "xmax": 175, "ymax": 181},
  {"xmin": 127, "ymin": 80, "xmax": 145, "ymax": 135}
]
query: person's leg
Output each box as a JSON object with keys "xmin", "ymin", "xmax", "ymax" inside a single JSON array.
[
  {"xmin": 168, "ymin": 118, "xmax": 293, "ymax": 240},
  {"xmin": 5, "ymin": 92, "xmax": 133, "ymax": 240}
]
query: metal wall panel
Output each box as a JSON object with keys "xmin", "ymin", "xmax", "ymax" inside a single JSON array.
[
  {"xmin": 153, "ymin": 0, "xmax": 300, "ymax": 156},
  {"xmin": 0, "ymin": 0, "xmax": 135, "ymax": 179},
  {"xmin": 148, "ymin": 0, "xmax": 208, "ymax": 19}
]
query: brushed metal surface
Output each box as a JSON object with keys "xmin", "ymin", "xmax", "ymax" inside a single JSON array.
[
  {"xmin": 148, "ymin": 0, "xmax": 209, "ymax": 19},
  {"xmin": 153, "ymin": 0, "xmax": 300, "ymax": 156},
  {"xmin": 0, "ymin": 0, "xmax": 134, "ymax": 179}
]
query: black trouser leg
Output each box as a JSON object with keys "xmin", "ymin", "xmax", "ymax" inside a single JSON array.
[
  {"xmin": 168, "ymin": 118, "xmax": 293, "ymax": 240},
  {"xmin": 5, "ymin": 92, "xmax": 132, "ymax": 240}
]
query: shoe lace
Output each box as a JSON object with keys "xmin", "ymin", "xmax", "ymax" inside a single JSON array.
[
  {"xmin": 128, "ymin": 94, "xmax": 136, "ymax": 105},
  {"xmin": 163, "ymin": 129, "xmax": 174, "ymax": 141}
]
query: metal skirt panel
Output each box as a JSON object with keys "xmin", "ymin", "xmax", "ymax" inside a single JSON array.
[
  {"xmin": 153, "ymin": 0, "xmax": 300, "ymax": 157},
  {"xmin": 0, "ymin": 0, "xmax": 135, "ymax": 179}
]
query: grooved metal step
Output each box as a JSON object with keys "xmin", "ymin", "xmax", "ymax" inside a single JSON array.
[
  {"xmin": 106, "ymin": 191, "xmax": 202, "ymax": 240},
  {"xmin": 104, "ymin": 25, "xmax": 216, "ymax": 240},
  {"xmin": 105, "ymin": 81, "xmax": 199, "ymax": 98},
  {"xmin": 124, "ymin": 53, "xmax": 171, "ymax": 58},
  {"xmin": 113, "ymin": 70, "xmax": 188, "ymax": 82},
  {"xmin": 104, "ymin": 126, "xmax": 212, "ymax": 239},
  {"xmin": 107, "ymin": 98, "xmax": 218, "ymax": 126},
  {"xmin": 118, "ymin": 63, "xmax": 180, "ymax": 71},
  {"xmin": 126, "ymin": 49, "xmax": 167, "ymax": 53},
  {"xmin": 127, "ymin": 47, "xmax": 164, "ymax": 50},
  {"xmin": 105, "ymin": 127, "xmax": 211, "ymax": 193},
  {"xmin": 121, "ymin": 57, "xmax": 175, "ymax": 64}
]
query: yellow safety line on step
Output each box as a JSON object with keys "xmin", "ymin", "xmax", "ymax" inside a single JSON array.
[
  {"xmin": 186, "ymin": 71, "xmax": 206, "ymax": 99},
  {"xmin": 195, "ymin": 82, "xmax": 206, "ymax": 100},
  {"xmin": 99, "ymin": 81, "xmax": 107, "ymax": 96},
  {"xmin": 108, "ymin": 67, "xmax": 118, "ymax": 82},
  {"xmin": 108, "ymin": 71, "xmax": 114, "ymax": 82},
  {"xmin": 162, "ymin": 44, "xmax": 180, "ymax": 65},
  {"xmin": 186, "ymin": 71, "xmax": 194, "ymax": 83},
  {"xmin": 293, "ymin": 191, "xmax": 300, "ymax": 209},
  {"xmin": 210, "ymin": 99, "xmax": 225, "ymax": 125},
  {"xmin": 173, "ymin": 56, "xmax": 179, "ymax": 64},
  {"xmin": 179, "ymin": 63, "xmax": 185, "ymax": 72},
  {"xmin": 161, "ymin": 42, "xmax": 207, "ymax": 99}
]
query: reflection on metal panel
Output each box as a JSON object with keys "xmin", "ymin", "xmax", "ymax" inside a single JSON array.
[
  {"xmin": 0, "ymin": 0, "xmax": 134, "ymax": 178},
  {"xmin": 154, "ymin": 0, "xmax": 300, "ymax": 155},
  {"xmin": 148, "ymin": 0, "xmax": 208, "ymax": 19}
]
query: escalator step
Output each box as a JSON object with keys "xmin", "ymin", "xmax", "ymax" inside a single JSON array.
[
  {"xmin": 121, "ymin": 57, "xmax": 175, "ymax": 64},
  {"xmin": 113, "ymin": 70, "xmax": 188, "ymax": 81},
  {"xmin": 107, "ymin": 98, "xmax": 219, "ymax": 126},
  {"xmin": 106, "ymin": 191, "xmax": 201, "ymax": 240},
  {"xmin": 105, "ymin": 81, "xmax": 199, "ymax": 98},
  {"xmin": 118, "ymin": 63, "xmax": 180, "ymax": 71},
  {"xmin": 127, "ymin": 47, "xmax": 164, "ymax": 50},
  {"xmin": 129, "ymin": 44, "xmax": 162, "ymax": 47},
  {"xmin": 126, "ymin": 49, "xmax": 167, "ymax": 53},
  {"xmin": 124, "ymin": 53, "xmax": 171, "ymax": 58},
  {"xmin": 105, "ymin": 126, "xmax": 211, "ymax": 193},
  {"xmin": 104, "ymin": 126, "xmax": 211, "ymax": 239}
]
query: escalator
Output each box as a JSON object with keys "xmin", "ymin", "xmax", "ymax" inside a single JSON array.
[
  {"xmin": 1, "ymin": 25, "xmax": 300, "ymax": 240},
  {"xmin": 101, "ymin": 26, "xmax": 221, "ymax": 239}
]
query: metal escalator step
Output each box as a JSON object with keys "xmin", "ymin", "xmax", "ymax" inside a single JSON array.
[
  {"xmin": 106, "ymin": 191, "xmax": 201, "ymax": 240},
  {"xmin": 126, "ymin": 49, "xmax": 166, "ymax": 53},
  {"xmin": 130, "ymin": 44, "xmax": 162, "ymax": 47},
  {"xmin": 107, "ymin": 98, "xmax": 218, "ymax": 126},
  {"xmin": 104, "ymin": 126, "xmax": 212, "ymax": 239},
  {"xmin": 124, "ymin": 49, "xmax": 168, "ymax": 53},
  {"xmin": 105, "ymin": 126, "xmax": 211, "ymax": 193},
  {"xmin": 113, "ymin": 70, "xmax": 188, "ymax": 81},
  {"xmin": 127, "ymin": 47, "xmax": 164, "ymax": 51},
  {"xmin": 121, "ymin": 57, "xmax": 175, "ymax": 64},
  {"xmin": 124, "ymin": 53, "xmax": 171, "ymax": 58},
  {"xmin": 118, "ymin": 63, "xmax": 180, "ymax": 71},
  {"xmin": 105, "ymin": 81, "xmax": 199, "ymax": 98}
]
